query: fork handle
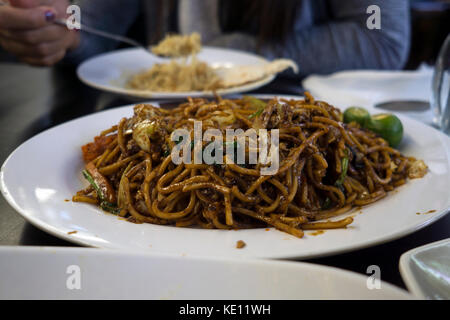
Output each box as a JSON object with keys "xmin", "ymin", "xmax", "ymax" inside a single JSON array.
[{"xmin": 54, "ymin": 19, "xmax": 145, "ymax": 50}]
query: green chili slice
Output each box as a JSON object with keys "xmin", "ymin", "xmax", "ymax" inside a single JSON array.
[
  {"xmin": 335, "ymin": 149, "xmax": 349, "ymax": 187},
  {"xmin": 82, "ymin": 169, "xmax": 120, "ymax": 215}
]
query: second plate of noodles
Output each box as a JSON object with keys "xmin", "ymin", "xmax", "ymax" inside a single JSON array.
[
  {"xmin": 73, "ymin": 93, "xmax": 428, "ymax": 238},
  {"xmin": 77, "ymin": 47, "xmax": 279, "ymax": 99},
  {"xmin": 126, "ymin": 32, "xmax": 298, "ymax": 93}
]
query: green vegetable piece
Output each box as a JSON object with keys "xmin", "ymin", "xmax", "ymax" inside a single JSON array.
[
  {"xmin": 343, "ymin": 107, "xmax": 371, "ymax": 127},
  {"xmin": 335, "ymin": 149, "xmax": 349, "ymax": 186},
  {"xmin": 100, "ymin": 201, "xmax": 121, "ymax": 215},
  {"xmin": 82, "ymin": 169, "xmax": 120, "ymax": 215},
  {"xmin": 244, "ymin": 96, "xmax": 267, "ymax": 119},
  {"xmin": 248, "ymin": 107, "xmax": 265, "ymax": 119},
  {"xmin": 366, "ymin": 113, "xmax": 404, "ymax": 148},
  {"xmin": 82, "ymin": 170, "xmax": 105, "ymax": 202}
]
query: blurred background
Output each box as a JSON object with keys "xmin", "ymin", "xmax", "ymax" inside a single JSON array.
[
  {"xmin": 0, "ymin": 0, "xmax": 449, "ymax": 68},
  {"xmin": 406, "ymin": 0, "xmax": 450, "ymax": 69}
]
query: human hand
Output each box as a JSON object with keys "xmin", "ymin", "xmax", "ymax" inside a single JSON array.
[{"xmin": 0, "ymin": 0, "xmax": 80, "ymax": 66}]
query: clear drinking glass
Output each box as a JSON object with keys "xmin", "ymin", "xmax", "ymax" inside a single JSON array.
[{"xmin": 431, "ymin": 33, "xmax": 450, "ymax": 135}]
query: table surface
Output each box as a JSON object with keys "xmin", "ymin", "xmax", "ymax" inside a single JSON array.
[{"xmin": 0, "ymin": 62, "xmax": 449, "ymax": 291}]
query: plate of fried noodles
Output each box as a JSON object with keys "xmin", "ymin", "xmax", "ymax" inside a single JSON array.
[
  {"xmin": 76, "ymin": 46, "xmax": 286, "ymax": 99},
  {"xmin": 1, "ymin": 94, "xmax": 450, "ymax": 259}
]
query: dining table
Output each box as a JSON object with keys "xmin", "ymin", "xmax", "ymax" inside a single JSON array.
[{"xmin": 0, "ymin": 61, "xmax": 449, "ymax": 292}]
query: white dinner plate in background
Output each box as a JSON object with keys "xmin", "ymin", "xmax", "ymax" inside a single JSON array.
[{"xmin": 77, "ymin": 47, "xmax": 275, "ymax": 99}]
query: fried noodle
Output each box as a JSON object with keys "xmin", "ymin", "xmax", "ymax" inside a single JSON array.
[{"xmin": 74, "ymin": 93, "xmax": 427, "ymax": 238}]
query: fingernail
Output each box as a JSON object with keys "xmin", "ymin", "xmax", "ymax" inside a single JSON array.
[{"xmin": 45, "ymin": 10, "xmax": 55, "ymax": 22}]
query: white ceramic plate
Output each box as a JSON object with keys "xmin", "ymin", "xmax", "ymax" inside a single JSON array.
[
  {"xmin": 77, "ymin": 47, "xmax": 275, "ymax": 99},
  {"xmin": 0, "ymin": 246, "xmax": 412, "ymax": 299},
  {"xmin": 399, "ymin": 238, "xmax": 450, "ymax": 299},
  {"xmin": 1, "ymin": 95, "xmax": 450, "ymax": 259}
]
